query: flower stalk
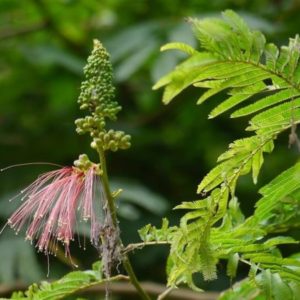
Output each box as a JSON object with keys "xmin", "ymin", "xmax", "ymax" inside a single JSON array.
[{"xmin": 76, "ymin": 39, "xmax": 151, "ymax": 299}]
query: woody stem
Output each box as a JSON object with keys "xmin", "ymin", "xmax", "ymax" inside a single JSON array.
[{"xmin": 98, "ymin": 149, "xmax": 151, "ymax": 300}]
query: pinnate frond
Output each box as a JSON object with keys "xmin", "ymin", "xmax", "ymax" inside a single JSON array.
[{"xmin": 154, "ymin": 10, "xmax": 300, "ymax": 132}]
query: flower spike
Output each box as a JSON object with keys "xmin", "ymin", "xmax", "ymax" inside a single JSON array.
[{"xmin": 75, "ymin": 40, "xmax": 131, "ymax": 153}]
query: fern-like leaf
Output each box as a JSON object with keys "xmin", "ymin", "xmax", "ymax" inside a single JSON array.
[{"xmin": 154, "ymin": 10, "xmax": 300, "ymax": 132}]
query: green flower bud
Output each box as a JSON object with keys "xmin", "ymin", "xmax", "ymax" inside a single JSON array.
[
  {"xmin": 91, "ymin": 141, "xmax": 97, "ymax": 149},
  {"xmin": 108, "ymin": 141, "xmax": 118, "ymax": 152}
]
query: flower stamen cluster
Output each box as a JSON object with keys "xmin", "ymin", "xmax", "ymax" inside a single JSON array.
[{"xmin": 5, "ymin": 154, "xmax": 106, "ymax": 259}]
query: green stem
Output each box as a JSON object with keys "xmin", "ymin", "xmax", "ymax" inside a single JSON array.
[
  {"xmin": 98, "ymin": 149, "xmax": 118, "ymax": 227},
  {"xmin": 98, "ymin": 149, "xmax": 151, "ymax": 300}
]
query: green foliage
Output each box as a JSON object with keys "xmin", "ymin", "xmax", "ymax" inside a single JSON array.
[
  {"xmin": 140, "ymin": 192, "xmax": 300, "ymax": 291},
  {"xmin": 150, "ymin": 9, "xmax": 300, "ymax": 297}
]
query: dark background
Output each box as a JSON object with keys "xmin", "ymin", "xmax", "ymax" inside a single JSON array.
[{"xmin": 1, "ymin": 0, "xmax": 300, "ymax": 299}]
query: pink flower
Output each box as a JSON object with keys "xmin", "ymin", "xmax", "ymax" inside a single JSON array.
[{"xmin": 4, "ymin": 165, "xmax": 105, "ymax": 259}]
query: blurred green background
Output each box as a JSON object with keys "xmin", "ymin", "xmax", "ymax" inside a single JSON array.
[{"xmin": 1, "ymin": 0, "xmax": 300, "ymax": 299}]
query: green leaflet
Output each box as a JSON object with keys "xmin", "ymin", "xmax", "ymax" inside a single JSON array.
[
  {"xmin": 264, "ymin": 236, "xmax": 298, "ymax": 247},
  {"xmin": 193, "ymin": 79, "xmax": 225, "ymax": 89},
  {"xmin": 222, "ymin": 10, "xmax": 252, "ymax": 53},
  {"xmin": 252, "ymin": 149, "xmax": 263, "ymax": 184},
  {"xmin": 197, "ymin": 161, "xmax": 229, "ymax": 193},
  {"xmin": 197, "ymin": 136, "xmax": 274, "ymax": 193},
  {"xmin": 265, "ymin": 43, "xmax": 279, "ymax": 71},
  {"xmin": 138, "ymin": 218, "xmax": 176, "ymax": 243},
  {"xmin": 160, "ymin": 42, "xmax": 198, "ymax": 55},
  {"xmin": 199, "ymin": 241, "xmax": 218, "ymax": 281},
  {"xmin": 196, "ymin": 67, "xmax": 271, "ymax": 104},
  {"xmin": 7, "ymin": 262, "xmax": 115, "ymax": 300},
  {"xmin": 209, "ymin": 81, "xmax": 267, "ymax": 118},
  {"xmin": 248, "ymin": 98, "xmax": 300, "ymax": 134},
  {"xmin": 231, "ymin": 88, "xmax": 300, "ymax": 118},
  {"xmin": 254, "ymin": 162, "xmax": 300, "ymax": 221},
  {"xmin": 152, "ymin": 52, "xmax": 213, "ymax": 89},
  {"xmin": 228, "ymin": 239, "xmax": 297, "ymax": 254},
  {"xmin": 140, "ymin": 194, "xmax": 300, "ymax": 292},
  {"xmin": 261, "ymin": 271, "xmax": 293, "ymax": 300},
  {"xmin": 174, "ymin": 199, "xmax": 208, "ymax": 210},
  {"xmin": 219, "ymin": 279, "xmax": 262, "ymax": 300},
  {"xmin": 152, "ymin": 52, "xmax": 216, "ymax": 98},
  {"xmin": 250, "ymin": 257, "xmax": 300, "ymax": 268},
  {"xmin": 161, "ymin": 61, "xmax": 255, "ymax": 104},
  {"xmin": 275, "ymin": 36, "xmax": 300, "ymax": 78},
  {"xmin": 180, "ymin": 210, "xmax": 208, "ymax": 228},
  {"xmin": 220, "ymin": 271, "xmax": 300, "ymax": 300},
  {"xmin": 191, "ymin": 10, "xmax": 266, "ymax": 62},
  {"xmin": 226, "ymin": 253, "xmax": 239, "ymax": 278}
]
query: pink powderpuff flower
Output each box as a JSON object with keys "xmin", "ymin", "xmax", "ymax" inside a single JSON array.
[{"xmin": 3, "ymin": 165, "xmax": 105, "ymax": 260}]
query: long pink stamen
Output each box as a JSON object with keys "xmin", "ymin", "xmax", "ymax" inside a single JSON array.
[{"xmin": 4, "ymin": 165, "xmax": 105, "ymax": 261}]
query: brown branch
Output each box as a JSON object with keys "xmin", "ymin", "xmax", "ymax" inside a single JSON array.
[
  {"xmin": 157, "ymin": 286, "xmax": 174, "ymax": 300},
  {"xmin": 276, "ymin": 0, "xmax": 300, "ymax": 22},
  {"xmin": 31, "ymin": 0, "xmax": 84, "ymax": 54},
  {"xmin": 0, "ymin": 281, "xmax": 219, "ymax": 300},
  {"xmin": 0, "ymin": 22, "xmax": 47, "ymax": 40},
  {"xmin": 1, "ymin": 0, "xmax": 84, "ymax": 54}
]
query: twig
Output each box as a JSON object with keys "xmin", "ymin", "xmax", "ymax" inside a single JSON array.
[
  {"xmin": 157, "ymin": 286, "xmax": 173, "ymax": 300},
  {"xmin": 31, "ymin": 0, "xmax": 83, "ymax": 53},
  {"xmin": 0, "ymin": 281, "xmax": 219, "ymax": 300},
  {"xmin": 0, "ymin": 22, "xmax": 47, "ymax": 40},
  {"xmin": 240, "ymin": 258, "xmax": 263, "ymax": 272},
  {"xmin": 124, "ymin": 241, "xmax": 170, "ymax": 254},
  {"xmin": 288, "ymin": 96, "xmax": 300, "ymax": 151}
]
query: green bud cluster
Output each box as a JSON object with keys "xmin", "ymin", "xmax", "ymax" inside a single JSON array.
[
  {"xmin": 73, "ymin": 154, "xmax": 102, "ymax": 174},
  {"xmin": 75, "ymin": 116, "xmax": 105, "ymax": 135},
  {"xmin": 91, "ymin": 129, "xmax": 131, "ymax": 152},
  {"xmin": 78, "ymin": 39, "xmax": 121, "ymax": 118},
  {"xmin": 75, "ymin": 39, "xmax": 131, "ymax": 153}
]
